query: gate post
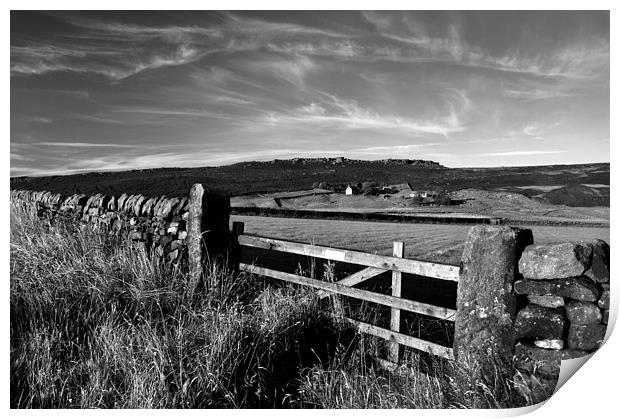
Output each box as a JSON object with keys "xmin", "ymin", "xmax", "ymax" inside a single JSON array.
[
  {"xmin": 388, "ymin": 241, "xmax": 404, "ymax": 363},
  {"xmin": 454, "ymin": 225, "xmax": 533, "ymax": 378},
  {"xmin": 187, "ymin": 183, "xmax": 231, "ymax": 284},
  {"xmin": 230, "ymin": 221, "xmax": 245, "ymax": 274}
]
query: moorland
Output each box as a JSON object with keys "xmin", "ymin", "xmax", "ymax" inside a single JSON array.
[{"xmin": 10, "ymin": 158, "xmax": 610, "ymax": 207}]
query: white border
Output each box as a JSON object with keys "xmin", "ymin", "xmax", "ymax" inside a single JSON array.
[{"xmin": 4, "ymin": 2, "xmax": 616, "ymax": 417}]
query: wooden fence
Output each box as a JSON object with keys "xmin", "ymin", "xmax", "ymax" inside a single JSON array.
[{"xmin": 231, "ymin": 221, "xmax": 460, "ymax": 364}]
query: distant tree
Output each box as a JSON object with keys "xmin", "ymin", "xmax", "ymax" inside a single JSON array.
[
  {"xmin": 437, "ymin": 191, "xmax": 452, "ymax": 205},
  {"xmin": 318, "ymin": 181, "xmax": 329, "ymax": 190},
  {"xmin": 361, "ymin": 181, "xmax": 378, "ymax": 195},
  {"xmin": 409, "ymin": 196, "xmax": 422, "ymax": 206},
  {"xmin": 312, "ymin": 181, "xmax": 320, "ymax": 189}
]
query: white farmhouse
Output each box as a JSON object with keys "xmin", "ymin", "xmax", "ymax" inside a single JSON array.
[{"xmin": 345, "ymin": 185, "xmax": 355, "ymax": 195}]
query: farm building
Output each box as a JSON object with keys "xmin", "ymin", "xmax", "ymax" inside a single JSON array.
[
  {"xmin": 345, "ymin": 185, "xmax": 358, "ymax": 195},
  {"xmin": 414, "ymin": 190, "xmax": 439, "ymax": 198}
]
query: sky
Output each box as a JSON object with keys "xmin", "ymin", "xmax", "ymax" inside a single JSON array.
[{"xmin": 10, "ymin": 10, "xmax": 610, "ymax": 177}]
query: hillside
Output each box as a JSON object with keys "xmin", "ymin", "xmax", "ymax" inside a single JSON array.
[{"xmin": 9, "ymin": 158, "xmax": 609, "ymax": 207}]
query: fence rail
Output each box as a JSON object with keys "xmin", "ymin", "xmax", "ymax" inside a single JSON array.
[
  {"xmin": 238, "ymin": 234, "xmax": 460, "ymax": 281},
  {"xmin": 239, "ymin": 262, "xmax": 456, "ymax": 320},
  {"xmin": 233, "ymin": 223, "xmax": 459, "ymax": 363}
]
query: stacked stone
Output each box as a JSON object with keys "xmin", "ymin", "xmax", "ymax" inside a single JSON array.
[
  {"xmin": 10, "ymin": 189, "xmax": 191, "ymax": 266},
  {"xmin": 513, "ymin": 240, "xmax": 609, "ymax": 375}
]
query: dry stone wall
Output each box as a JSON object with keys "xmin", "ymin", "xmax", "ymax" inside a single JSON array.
[
  {"xmin": 513, "ymin": 240, "xmax": 610, "ymax": 375},
  {"xmin": 10, "ymin": 189, "xmax": 191, "ymax": 267}
]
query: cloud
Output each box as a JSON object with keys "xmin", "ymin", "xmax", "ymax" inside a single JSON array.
[
  {"xmin": 472, "ymin": 150, "xmax": 567, "ymax": 157},
  {"xmin": 361, "ymin": 11, "xmax": 609, "ymax": 80},
  {"xmin": 110, "ymin": 106, "xmax": 235, "ymax": 120},
  {"xmin": 504, "ymin": 89, "xmax": 576, "ymax": 100},
  {"xmin": 34, "ymin": 141, "xmax": 138, "ymax": 148},
  {"xmin": 486, "ymin": 39, "xmax": 609, "ymax": 79},
  {"xmin": 262, "ymin": 92, "xmax": 465, "ymax": 136},
  {"xmin": 11, "ymin": 11, "xmax": 610, "ymax": 83},
  {"xmin": 212, "ymin": 95, "xmax": 256, "ymax": 106},
  {"xmin": 520, "ymin": 121, "xmax": 561, "ymax": 138},
  {"xmin": 10, "ymin": 153, "xmax": 35, "ymax": 162},
  {"xmin": 11, "ymin": 43, "xmax": 205, "ymax": 81},
  {"xmin": 243, "ymin": 55, "xmax": 317, "ymax": 87},
  {"xmin": 20, "ymin": 116, "xmax": 53, "ymax": 124}
]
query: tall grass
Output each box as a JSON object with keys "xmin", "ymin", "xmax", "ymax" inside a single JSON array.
[{"xmin": 10, "ymin": 202, "xmax": 554, "ymax": 408}]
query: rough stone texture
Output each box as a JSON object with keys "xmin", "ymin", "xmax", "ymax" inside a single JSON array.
[
  {"xmin": 514, "ymin": 342, "xmax": 588, "ymax": 377},
  {"xmin": 514, "ymin": 304, "xmax": 566, "ymax": 340},
  {"xmin": 568, "ymin": 324, "xmax": 606, "ymax": 351},
  {"xmin": 598, "ymin": 290, "xmax": 610, "ymax": 310},
  {"xmin": 527, "ymin": 294, "xmax": 564, "ymax": 308},
  {"xmin": 514, "ymin": 277, "xmax": 599, "ymax": 302},
  {"xmin": 565, "ymin": 301, "xmax": 602, "ymax": 325},
  {"xmin": 455, "ymin": 225, "xmax": 533, "ymax": 365},
  {"xmin": 9, "ymin": 188, "xmax": 206, "ymax": 269},
  {"xmin": 534, "ymin": 339, "xmax": 564, "ymax": 350},
  {"xmin": 583, "ymin": 240, "xmax": 610, "ymax": 283},
  {"xmin": 518, "ymin": 242, "xmax": 592, "ymax": 280}
]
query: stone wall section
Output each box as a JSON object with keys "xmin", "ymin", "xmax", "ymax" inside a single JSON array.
[
  {"xmin": 514, "ymin": 240, "xmax": 610, "ymax": 375},
  {"xmin": 10, "ymin": 189, "xmax": 190, "ymax": 267}
]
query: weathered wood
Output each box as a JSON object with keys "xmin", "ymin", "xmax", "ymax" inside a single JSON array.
[
  {"xmin": 230, "ymin": 221, "xmax": 245, "ymax": 273},
  {"xmin": 346, "ymin": 318, "xmax": 455, "ymax": 360},
  {"xmin": 240, "ymin": 263, "xmax": 456, "ymax": 320},
  {"xmin": 188, "ymin": 184, "xmax": 205, "ymax": 284},
  {"xmin": 389, "ymin": 241, "xmax": 404, "ymax": 363},
  {"xmin": 316, "ymin": 266, "xmax": 387, "ymax": 298},
  {"xmin": 238, "ymin": 235, "xmax": 460, "ymax": 281},
  {"xmin": 232, "ymin": 221, "xmax": 245, "ymax": 236}
]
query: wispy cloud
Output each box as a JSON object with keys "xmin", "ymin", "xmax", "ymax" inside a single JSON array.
[
  {"xmin": 20, "ymin": 116, "xmax": 53, "ymax": 124},
  {"xmin": 262, "ymin": 92, "xmax": 464, "ymax": 136},
  {"xmin": 10, "ymin": 152, "xmax": 35, "ymax": 162},
  {"xmin": 243, "ymin": 55, "xmax": 317, "ymax": 87},
  {"xmin": 504, "ymin": 89, "xmax": 576, "ymax": 100},
  {"xmin": 10, "ymin": 11, "xmax": 609, "ymax": 174},
  {"xmin": 472, "ymin": 150, "xmax": 567, "ymax": 157},
  {"xmin": 34, "ymin": 141, "xmax": 137, "ymax": 148},
  {"xmin": 110, "ymin": 106, "xmax": 235, "ymax": 120}
]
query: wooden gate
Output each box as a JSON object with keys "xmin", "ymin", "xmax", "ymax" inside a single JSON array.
[{"xmin": 231, "ymin": 221, "xmax": 461, "ymax": 365}]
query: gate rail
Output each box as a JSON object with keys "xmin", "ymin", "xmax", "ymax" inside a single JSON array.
[{"xmin": 232, "ymin": 221, "xmax": 460, "ymax": 363}]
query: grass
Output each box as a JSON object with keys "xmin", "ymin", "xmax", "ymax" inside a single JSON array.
[
  {"xmin": 10, "ymin": 201, "xmax": 555, "ymax": 408},
  {"xmin": 232, "ymin": 215, "xmax": 610, "ymax": 266}
]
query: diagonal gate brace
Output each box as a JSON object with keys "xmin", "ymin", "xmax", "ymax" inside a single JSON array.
[{"xmin": 317, "ymin": 266, "xmax": 387, "ymax": 298}]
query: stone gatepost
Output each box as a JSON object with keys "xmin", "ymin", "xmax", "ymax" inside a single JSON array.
[
  {"xmin": 187, "ymin": 183, "xmax": 231, "ymax": 284},
  {"xmin": 454, "ymin": 225, "xmax": 533, "ymax": 379}
]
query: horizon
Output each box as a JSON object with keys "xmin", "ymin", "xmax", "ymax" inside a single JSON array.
[
  {"xmin": 11, "ymin": 11, "xmax": 610, "ymax": 177},
  {"xmin": 8, "ymin": 155, "xmax": 610, "ymax": 180}
]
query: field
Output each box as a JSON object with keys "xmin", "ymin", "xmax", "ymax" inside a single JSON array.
[
  {"xmin": 233, "ymin": 215, "xmax": 611, "ymax": 265},
  {"xmin": 10, "ymin": 202, "xmax": 556, "ymax": 408}
]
